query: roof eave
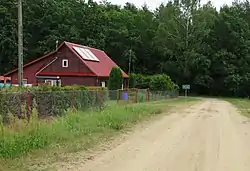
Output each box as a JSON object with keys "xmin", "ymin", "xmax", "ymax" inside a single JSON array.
[{"xmin": 4, "ymin": 42, "xmax": 66, "ymax": 76}]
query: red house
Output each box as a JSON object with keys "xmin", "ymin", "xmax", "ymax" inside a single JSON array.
[{"xmin": 4, "ymin": 41, "xmax": 129, "ymax": 87}]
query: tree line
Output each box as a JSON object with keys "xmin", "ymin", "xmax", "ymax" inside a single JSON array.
[{"xmin": 1, "ymin": 0, "xmax": 250, "ymax": 96}]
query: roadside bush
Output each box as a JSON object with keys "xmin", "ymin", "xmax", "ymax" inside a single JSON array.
[
  {"xmin": 132, "ymin": 74, "xmax": 178, "ymax": 91},
  {"xmin": 0, "ymin": 87, "xmax": 28, "ymax": 124},
  {"xmin": 85, "ymin": 86, "xmax": 107, "ymax": 91},
  {"xmin": 129, "ymin": 73, "xmax": 136, "ymax": 88},
  {"xmin": 150, "ymin": 74, "xmax": 175, "ymax": 91},
  {"xmin": 133, "ymin": 74, "xmax": 151, "ymax": 89},
  {"xmin": 138, "ymin": 91, "xmax": 147, "ymax": 102},
  {"xmin": 108, "ymin": 67, "xmax": 123, "ymax": 90},
  {"xmin": 0, "ymin": 102, "xmax": 165, "ymax": 159},
  {"xmin": 0, "ymin": 85, "xmax": 109, "ymax": 123}
]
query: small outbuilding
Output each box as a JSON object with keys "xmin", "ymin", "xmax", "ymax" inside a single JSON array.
[{"xmin": 4, "ymin": 41, "xmax": 129, "ymax": 87}]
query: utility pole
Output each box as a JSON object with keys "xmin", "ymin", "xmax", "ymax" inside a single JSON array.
[
  {"xmin": 18, "ymin": 0, "xmax": 23, "ymax": 86},
  {"xmin": 56, "ymin": 40, "xmax": 59, "ymax": 50},
  {"xmin": 185, "ymin": 16, "xmax": 189, "ymax": 78},
  {"xmin": 127, "ymin": 49, "xmax": 132, "ymax": 88}
]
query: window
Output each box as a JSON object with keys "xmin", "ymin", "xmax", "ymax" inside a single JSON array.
[
  {"xmin": 23, "ymin": 79, "xmax": 28, "ymax": 85},
  {"xmin": 6, "ymin": 79, "xmax": 11, "ymax": 84},
  {"xmin": 45, "ymin": 79, "xmax": 61, "ymax": 86},
  {"xmin": 57, "ymin": 80, "xmax": 62, "ymax": 87},
  {"xmin": 101, "ymin": 81, "xmax": 106, "ymax": 88},
  {"xmin": 62, "ymin": 59, "xmax": 68, "ymax": 67},
  {"xmin": 45, "ymin": 80, "xmax": 55, "ymax": 86}
]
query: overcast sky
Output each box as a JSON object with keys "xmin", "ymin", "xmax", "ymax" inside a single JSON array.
[{"xmin": 96, "ymin": 0, "xmax": 234, "ymax": 10}]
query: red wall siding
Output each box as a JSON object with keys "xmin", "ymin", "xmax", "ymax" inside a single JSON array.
[
  {"xmin": 9, "ymin": 54, "xmax": 56, "ymax": 85},
  {"xmin": 43, "ymin": 47, "xmax": 92, "ymax": 73},
  {"xmin": 61, "ymin": 76, "xmax": 97, "ymax": 86},
  {"xmin": 7, "ymin": 44, "xmax": 94, "ymax": 85}
]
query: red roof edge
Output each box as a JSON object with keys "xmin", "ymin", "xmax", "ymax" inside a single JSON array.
[
  {"xmin": 64, "ymin": 41, "xmax": 105, "ymax": 53},
  {"xmin": 37, "ymin": 72, "xmax": 96, "ymax": 77},
  {"xmin": 123, "ymin": 73, "xmax": 129, "ymax": 78},
  {"xmin": 4, "ymin": 42, "xmax": 66, "ymax": 76}
]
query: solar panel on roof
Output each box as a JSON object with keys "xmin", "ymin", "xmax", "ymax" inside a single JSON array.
[
  {"xmin": 81, "ymin": 48, "xmax": 94, "ymax": 60},
  {"xmin": 85, "ymin": 49, "xmax": 97, "ymax": 61},
  {"xmin": 72, "ymin": 46, "xmax": 100, "ymax": 62}
]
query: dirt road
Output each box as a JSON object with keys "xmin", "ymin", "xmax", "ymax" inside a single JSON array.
[{"xmin": 60, "ymin": 99, "xmax": 250, "ymax": 171}]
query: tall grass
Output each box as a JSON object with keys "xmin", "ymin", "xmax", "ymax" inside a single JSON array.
[
  {"xmin": 0, "ymin": 103, "xmax": 164, "ymax": 159},
  {"xmin": 225, "ymin": 98, "xmax": 250, "ymax": 117}
]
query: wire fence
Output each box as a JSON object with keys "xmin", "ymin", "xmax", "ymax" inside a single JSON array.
[{"xmin": 0, "ymin": 89, "xmax": 179, "ymax": 124}]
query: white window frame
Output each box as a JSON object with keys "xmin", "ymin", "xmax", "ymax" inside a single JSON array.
[
  {"xmin": 45, "ymin": 79, "xmax": 56, "ymax": 86},
  {"xmin": 22, "ymin": 79, "xmax": 28, "ymax": 85},
  {"xmin": 45, "ymin": 79, "xmax": 61, "ymax": 86},
  {"xmin": 62, "ymin": 59, "xmax": 68, "ymax": 67},
  {"xmin": 101, "ymin": 81, "xmax": 106, "ymax": 88}
]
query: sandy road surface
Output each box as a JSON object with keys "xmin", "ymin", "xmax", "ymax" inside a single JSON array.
[{"xmin": 60, "ymin": 99, "xmax": 250, "ymax": 171}]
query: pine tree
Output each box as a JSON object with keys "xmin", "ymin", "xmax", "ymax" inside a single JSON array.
[{"xmin": 108, "ymin": 67, "xmax": 123, "ymax": 90}]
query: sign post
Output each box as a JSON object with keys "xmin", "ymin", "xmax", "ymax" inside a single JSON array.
[{"xmin": 182, "ymin": 84, "xmax": 190, "ymax": 98}]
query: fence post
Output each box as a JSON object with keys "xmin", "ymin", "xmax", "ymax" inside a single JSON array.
[
  {"xmin": 134, "ymin": 89, "xmax": 136, "ymax": 103},
  {"xmin": 135, "ymin": 88, "xmax": 138, "ymax": 103},
  {"xmin": 26, "ymin": 90, "xmax": 31, "ymax": 122},
  {"xmin": 147, "ymin": 88, "xmax": 150, "ymax": 101},
  {"xmin": 99, "ymin": 89, "xmax": 103, "ymax": 112},
  {"xmin": 127, "ymin": 88, "xmax": 130, "ymax": 104},
  {"xmin": 95, "ymin": 90, "xmax": 98, "ymax": 105},
  {"xmin": 71, "ymin": 90, "xmax": 75, "ymax": 112},
  {"xmin": 117, "ymin": 89, "xmax": 119, "ymax": 104}
]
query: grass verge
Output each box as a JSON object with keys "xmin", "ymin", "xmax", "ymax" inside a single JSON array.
[
  {"xmin": 0, "ymin": 97, "xmax": 198, "ymax": 171},
  {"xmin": 225, "ymin": 98, "xmax": 250, "ymax": 117}
]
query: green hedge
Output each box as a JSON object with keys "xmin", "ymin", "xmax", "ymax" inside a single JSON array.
[
  {"xmin": 0, "ymin": 86, "xmax": 108, "ymax": 124},
  {"xmin": 129, "ymin": 74, "xmax": 179, "ymax": 91},
  {"xmin": 108, "ymin": 67, "xmax": 123, "ymax": 90}
]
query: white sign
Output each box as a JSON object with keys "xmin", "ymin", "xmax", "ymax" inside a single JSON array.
[{"xmin": 182, "ymin": 84, "xmax": 190, "ymax": 90}]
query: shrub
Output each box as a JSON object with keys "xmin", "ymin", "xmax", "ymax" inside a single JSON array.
[
  {"xmin": 134, "ymin": 74, "xmax": 151, "ymax": 89},
  {"xmin": 0, "ymin": 85, "xmax": 109, "ymax": 123},
  {"xmin": 0, "ymin": 102, "xmax": 164, "ymax": 159},
  {"xmin": 108, "ymin": 67, "xmax": 123, "ymax": 90},
  {"xmin": 132, "ymin": 74, "xmax": 178, "ymax": 91},
  {"xmin": 85, "ymin": 86, "xmax": 107, "ymax": 91},
  {"xmin": 149, "ymin": 74, "xmax": 175, "ymax": 91},
  {"xmin": 129, "ymin": 73, "xmax": 136, "ymax": 88}
]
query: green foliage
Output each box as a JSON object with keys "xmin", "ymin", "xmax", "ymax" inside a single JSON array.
[
  {"xmin": 1, "ymin": 0, "xmax": 250, "ymax": 96},
  {"xmin": 150, "ymin": 74, "xmax": 176, "ymax": 91},
  {"xmin": 132, "ymin": 74, "xmax": 178, "ymax": 91},
  {"xmin": 0, "ymin": 102, "xmax": 164, "ymax": 159},
  {"xmin": 133, "ymin": 74, "xmax": 151, "ymax": 89},
  {"xmin": 129, "ymin": 73, "xmax": 136, "ymax": 88},
  {"xmin": 0, "ymin": 86, "xmax": 108, "ymax": 123},
  {"xmin": 108, "ymin": 67, "xmax": 123, "ymax": 90}
]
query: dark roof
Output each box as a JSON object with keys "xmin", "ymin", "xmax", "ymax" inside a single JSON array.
[{"xmin": 4, "ymin": 41, "xmax": 129, "ymax": 78}]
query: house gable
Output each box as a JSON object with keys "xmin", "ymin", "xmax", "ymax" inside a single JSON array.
[
  {"xmin": 65, "ymin": 42, "xmax": 129, "ymax": 78},
  {"xmin": 5, "ymin": 53, "xmax": 57, "ymax": 85},
  {"xmin": 4, "ymin": 41, "xmax": 128, "ymax": 85},
  {"xmin": 40, "ymin": 44, "xmax": 94, "ymax": 75}
]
